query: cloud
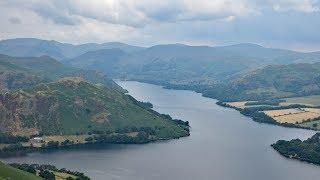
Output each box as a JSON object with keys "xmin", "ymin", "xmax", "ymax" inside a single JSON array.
[
  {"xmin": 8, "ymin": 17, "xmax": 21, "ymax": 24},
  {"xmin": 0, "ymin": 0, "xmax": 320, "ymax": 51},
  {"xmin": 253, "ymin": 0, "xmax": 320, "ymax": 13},
  {"xmin": 2, "ymin": 0, "xmax": 319, "ymax": 27},
  {"xmin": 1, "ymin": 0, "xmax": 258, "ymax": 27}
]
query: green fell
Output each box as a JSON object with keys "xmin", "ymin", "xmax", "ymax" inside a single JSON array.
[
  {"xmin": 0, "ymin": 162, "xmax": 41, "ymax": 180},
  {"xmin": 203, "ymin": 63, "xmax": 320, "ymax": 101},
  {"xmin": 0, "ymin": 78, "xmax": 189, "ymax": 139}
]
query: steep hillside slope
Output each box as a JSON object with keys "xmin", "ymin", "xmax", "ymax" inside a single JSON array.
[
  {"xmin": 202, "ymin": 63, "xmax": 320, "ymax": 101},
  {"xmin": 0, "ymin": 78, "xmax": 189, "ymax": 139},
  {"xmin": 0, "ymin": 54, "xmax": 122, "ymax": 92},
  {"xmin": 67, "ymin": 48, "xmax": 128, "ymax": 73}
]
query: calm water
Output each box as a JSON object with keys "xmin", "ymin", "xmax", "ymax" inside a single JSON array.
[{"xmin": 2, "ymin": 81, "xmax": 320, "ymax": 180}]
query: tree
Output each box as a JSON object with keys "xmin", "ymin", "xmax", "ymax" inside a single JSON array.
[{"xmin": 39, "ymin": 170, "xmax": 55, "ymax": 180}]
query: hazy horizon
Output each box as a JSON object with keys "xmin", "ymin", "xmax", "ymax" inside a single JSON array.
[
  {"xmin": 1, "ymin": 37, "xmax": 319, "ymax": 53},
  {"xmin": 1, "ymin": 1, "xmax": 320, "ymax": 52}
]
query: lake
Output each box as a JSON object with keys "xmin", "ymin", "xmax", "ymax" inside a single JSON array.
[{"xmin": 2, "ymin": 81, "xmax": 320, "ymax": 180}]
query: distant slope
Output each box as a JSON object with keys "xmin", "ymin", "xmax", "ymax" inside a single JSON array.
[
  {"xmin": 3, "ymin": 38, "xmax": 320, "ymax": 89},
  {"xmin": 0, "ymin": 38, "xmax": 144, "ymax": 60},
  {"xmin": 202, "ymin": 63, "xmax": 320, "ymax": 101},
  {"xmin": 0, "ymin": 54, "xmax": 123, "ymax": 92},
  {"xmin": 68, "ymin": 43, "xmax": 320, "ymax": 87},
  {"xmin": 0, "ymin": 161, "xmax": 41, "ymax": 180},
  {"xmin": 67, "ymin": 48, "xmax": 128, "ymax": 73},
  {"xmin": 0, "ymin": 77, "xmax": 189, "ymax": 139}
]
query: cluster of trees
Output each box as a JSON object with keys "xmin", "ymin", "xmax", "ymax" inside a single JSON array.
[
  {"xmin": 0, "ymin": 133, "xmax": 29, "ymax": 144},
  {"xmin": 115, "ymin": 126, "xmax": 157, "ymax": 134},
  {"xmin": 93, "ymin": 132, "xmax": 150, "ymax": 144},
  {"xmin": 10, "ymin": 163, "xmax": 90, "ymax": 180},
  {"xmin": 272, "ymin": 133, "xmax": 320, "ymax": 165},
  {"xmin": 244, "ymin": 99, "xmax": 285, "ymax": 106},
  {"xmin": 0, "ymin": 143, "xmax": 30, "ymax": 157}
]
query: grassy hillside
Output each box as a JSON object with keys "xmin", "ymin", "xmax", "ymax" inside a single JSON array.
[
  {"xmin": 0, "ymin": 162, "xmax": 41, "ymax": 180},
  {"xmin": 67, "ymin": 48, "xmax": 128, "ymax": 72},
  {"xmin": 0, "ymin": 77, "xmax": 189, "ymax": 139},
  {"xmin": 202, "ymin": 63, "xmax": 320, "ymax": 101},
  {"xmin": 0, "ymin": 54, "xmax": 123, "ymax": 92}
]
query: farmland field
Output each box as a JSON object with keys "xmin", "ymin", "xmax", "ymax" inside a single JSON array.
[
  {"xmin": 263, "ymin": 108, "xmax": 320, "ymax": 124},
  {"xmin": 225, "ymin": 101, "xmax": 248, "ymax": 109},
  {"xmin": 54, "ymin": 171, "xmax": 77, "ymax": 180},
  {"xmin": 281, "ymin": 95, "xmax": 320, "ymax": 106}
]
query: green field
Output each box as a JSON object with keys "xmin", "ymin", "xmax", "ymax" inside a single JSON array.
[
  {"xmin": 0, "ymin": 162, "xmax": 41, "ymax": 180},
  {"xmin": 282, "ymin": 95, "xmax": 320, "ymax": 106}
]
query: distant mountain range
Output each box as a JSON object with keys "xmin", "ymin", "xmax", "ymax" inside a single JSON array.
[
  {"xmin": 0, "ymin": 38, "xmax": 143, "ymax": 60},
  {"xmin": 2, "ymin": 38, "xmax": 320, "ymax": 101},
  {"xmin": 66, "ymin": 42, "xmax": 320, "ymax": 86}
]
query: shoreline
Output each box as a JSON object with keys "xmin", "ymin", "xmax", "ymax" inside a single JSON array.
[
  {"xmin": 0, "ymin": 132, "xmax": 190, "ymax": 158},
  {"xmin": 124, "ymin": 79, "xmax": 320, "ymax": 132}
]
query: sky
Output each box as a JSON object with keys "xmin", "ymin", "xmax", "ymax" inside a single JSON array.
[{"xmin": 1, "ymin": 0, "xmax": 320, "ymax": 52}]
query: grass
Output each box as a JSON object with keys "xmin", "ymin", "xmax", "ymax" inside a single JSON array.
[
  {"xmin": 53, "ymin": 171, "xmax": 77, "ymax": 180},
  {"xmin": 0, "ymin": 161, "xmax": 41, "ymax": 180},
  {"xmin": 225, "ymin": 101, "xmax": 248, "ymax": 109},
  {"xmin": 282, "ymin": 95, "xmax": 320, "ymax": 106},
  {"xmin": 263, "ymin": 108, "xmax": 320, "ymax": 124},
  {"xmin": 2, "ymin": 78, "xmax": 188, "ymax": 140}
]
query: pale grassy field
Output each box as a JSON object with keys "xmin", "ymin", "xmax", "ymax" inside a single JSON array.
[
  {"xmin": 281, "ymin": 95, "xmax": 320, "ymax": 106},
  {"xmin": 263, "ymin": 109, "xmax": 305, "ymax": 117},
  {"xmin": 264, "ymin": 108, "xmax": 320, "ymax": 124},
  {"xmin": 42, "ymin": 135, "xmax": 90, "ymax": 143},
  {"xmin": 225, "ymin": 101, "xmax": 248, "ymax": 109},
  {"xmin": 20, "ymin": 135, "xmax": 92, "ymax": 148},
  {"xmin": 54, "ymin": 172, "xmax": 77, "ymax": 180}
]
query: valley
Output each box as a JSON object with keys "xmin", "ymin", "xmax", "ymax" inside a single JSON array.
[
  {"xmin": 1, "ymin": 38, "xmax": 320, "ymax": 179},
  {"xmin": 2, "ymin": 1, "xmax": 320, "ymax": 179},
  {"xmin": 2, "ymin": 81, "xmax": 319, "ymax": 180}
]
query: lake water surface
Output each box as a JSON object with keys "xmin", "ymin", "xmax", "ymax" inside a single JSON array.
[{"xmin": 2, "ymin": 81, "xmax": 320, "ymax": 180}]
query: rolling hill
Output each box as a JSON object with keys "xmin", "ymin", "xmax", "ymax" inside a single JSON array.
[
  {"xmin": 202, "ymin": 63, "xmax": 320, "ymax": 101},
  {"xmin": 0, "ymin": 54, "xmax": 122, "ymax": 92},
  {"xmin": 2, "ymin": 38, "xmax": 320, "ymax": 88},
  {"xmin": 4, "ymin": 38, "xmax": 320, "ymax": 102},
  {"xmin": 0, "ymin": 77, "xmax": 189, "ymax": 139},
  {"xmin": 66, "ymin": 48, "xmax": 128, "ymax": 74},
  {"xmin": 0, "ymin": 38, "xmax": 144, "ymax": 60},
  {"xmin": 67, "ymin": 43, "xmax": 320, "ymax": 87},
  {"xmin": 0, "ymin": 54, "xmax": 188, "ymax": 142}
]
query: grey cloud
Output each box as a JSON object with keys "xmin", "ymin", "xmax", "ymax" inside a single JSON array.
[
  {"xmin": 8, "ymin": 17, "xmax": 21, "ymax": 24},
  {"xmin": 31, "ymin": 6, "xmax": 81, "ymax": 25},
  {"xmin": 1, "ymin": 0, "xmax": 320, "ymax": 51}
]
